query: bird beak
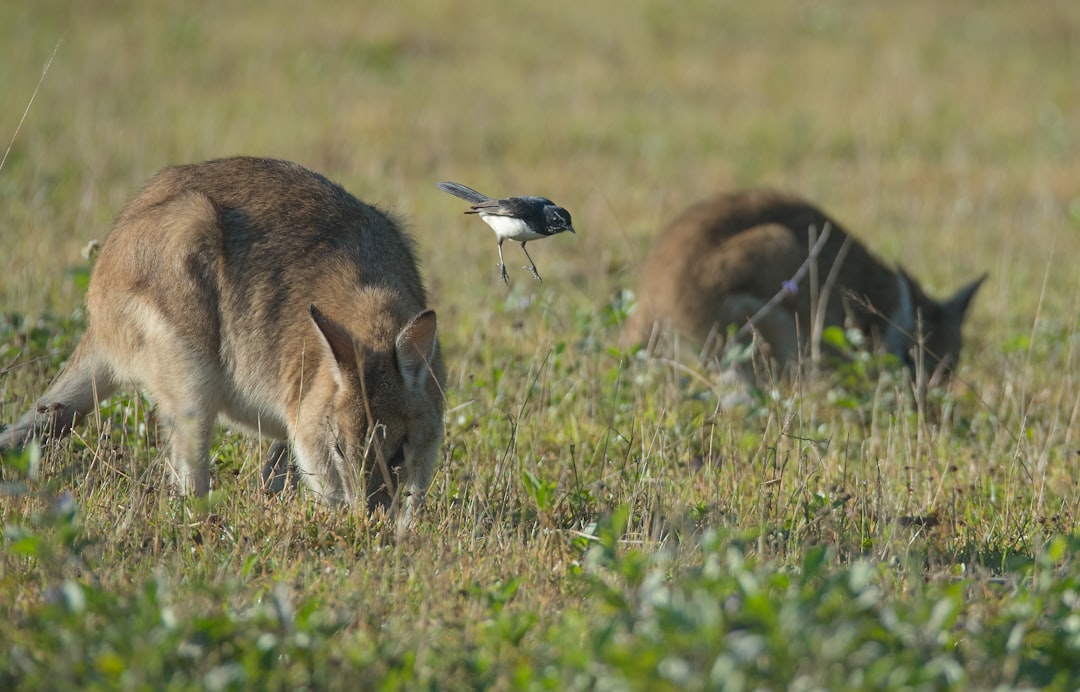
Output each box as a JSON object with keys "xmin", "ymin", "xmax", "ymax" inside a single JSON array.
[{"xmin": 568, "ymin": 226, "xmax": 576, "ymax": 234}]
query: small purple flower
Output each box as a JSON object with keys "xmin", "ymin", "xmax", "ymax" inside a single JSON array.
[{"xmin": 782, "ymin": 280, "xmax": 798, "ymax": 295}]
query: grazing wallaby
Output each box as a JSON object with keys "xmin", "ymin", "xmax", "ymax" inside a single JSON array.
[
  {"xmin": 624, "ymin": 189, "xmax": 986, "ymax": 385},
  {"xmin": 0, "ymin": 157, "xmax": 446, "ymax": 528}
]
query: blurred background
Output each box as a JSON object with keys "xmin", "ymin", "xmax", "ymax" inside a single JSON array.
[{"xmin": 1, "ymin": 0, "xmax": 1078, "ymax": 380}]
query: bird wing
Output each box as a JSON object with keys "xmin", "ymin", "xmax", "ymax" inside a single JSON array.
[
  {"xmin": 436, "ymin": 181, "xmax": 491, "ymax": 204},
  {"xmin": 467, "ymin": 199, "xmax": 521, "ymax": 216},
  {"xmin": 474, "ymin": 195, "xmax": 554, "ymax": 218}
]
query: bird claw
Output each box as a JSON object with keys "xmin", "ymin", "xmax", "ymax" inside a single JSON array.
[
  {"xmin": 524, "ymin": 265, "xmax": 543, "ymax": 282},
  {"xmin": 498, "ymin": 263, "xmax": 510, "ymax": 285}
]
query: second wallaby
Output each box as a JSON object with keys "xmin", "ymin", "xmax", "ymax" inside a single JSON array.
[
  {"xmin": 624, "ymin": 189, "xmax": 986, "ymax": 385},
  {"xmin": 0, "ymin": 157, "xmax": 446, "ymax": 529}
]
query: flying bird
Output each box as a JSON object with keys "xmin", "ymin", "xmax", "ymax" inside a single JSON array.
[{"xmin": 437, "ymin": 181, "xmax": 575, "ymax": 284}]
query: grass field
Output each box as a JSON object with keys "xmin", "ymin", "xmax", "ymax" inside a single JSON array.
[{"xmin": 2, "ymin": 0, "xmax": 1080, "ymax": 689}]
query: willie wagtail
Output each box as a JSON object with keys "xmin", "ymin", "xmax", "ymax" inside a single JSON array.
[{"xmin": 437, "ymin": 181, "xmax": 575, "ymax": 284}]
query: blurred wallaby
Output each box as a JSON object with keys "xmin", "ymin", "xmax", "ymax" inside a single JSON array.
[
  {"xmin": 0, "ymin": 157, "xmax": 446, "ymax": 528},
  {"xmin": 624, "ymin": 189, "xmax": 986, "ymax": 385}
]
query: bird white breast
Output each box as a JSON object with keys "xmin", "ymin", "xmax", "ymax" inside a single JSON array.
[{"xmin": 479, "ymin": 213, "xmax": 546, "ymax": 241}]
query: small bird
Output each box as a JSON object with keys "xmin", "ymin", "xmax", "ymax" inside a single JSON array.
[{"xmin": 437, "ymin": 181, "xmax": 575, "ymax": 284}]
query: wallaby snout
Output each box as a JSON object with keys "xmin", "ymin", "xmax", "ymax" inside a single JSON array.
[
  {"xmin": 624, "ymin": 189, "xmax": 985, "ymax": 384},
  {"xmin": 0, "ymin": 157, "xmax": 446, "ymax": 529}
]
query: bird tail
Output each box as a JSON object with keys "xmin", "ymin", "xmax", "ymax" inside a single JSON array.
[{"xmin": 436, "ymin": 181, "xmax": 491, "ymax": 204}]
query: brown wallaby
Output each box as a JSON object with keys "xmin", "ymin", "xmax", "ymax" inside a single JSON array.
[
  {"xmin": 624, "ymin": 189, "xmax": 986, "ymax": 385},
  {"xmin": 0, "ymin": 157, "xmax": 446, "ymax": 529}
]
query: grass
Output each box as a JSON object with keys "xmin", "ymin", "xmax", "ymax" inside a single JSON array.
[{"xmin": 2, "ymin": 0, "xmax": 1080, "ymax": 688}]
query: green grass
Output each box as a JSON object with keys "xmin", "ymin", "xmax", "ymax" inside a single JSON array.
[{"xmin": 3, "ymin": 0, "xmax": 1080, "ymax": 688}]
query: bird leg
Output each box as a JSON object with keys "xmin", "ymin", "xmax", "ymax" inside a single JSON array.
[
  {"xmin": 520, "ymin": 242, "xmax": 543, "ymax": 282},
  {"xmin": 497, "ymin": 239, "xmax": 509, "ymax": 284}
]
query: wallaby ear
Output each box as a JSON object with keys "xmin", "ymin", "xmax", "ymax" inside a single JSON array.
[
  {"xmin": 894, "ymin": 271, "xmax": 916, "ymax": 333},
  {"xmin": 945, "ymin": 273, "xmax": 987, "ymax": 318},
  {"xmin": 396, "ymin": 310, "xmax": 438, "ymax": 388},
  {"xmin": 883, "ymin": 270, "xmax": 919, "ymax": 360},
  {"xmin": 310, "ymin": 304, "xmax": 358, "ymax": 384}
]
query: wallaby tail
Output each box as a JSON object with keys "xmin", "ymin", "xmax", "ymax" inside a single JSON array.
[
  {"xmin": 0, "ymin": 328, "xmax": 117, "ymax": 452},
  {"xmin": 436, "ymin": 181, "xmax": 491, "ymax": 205}
]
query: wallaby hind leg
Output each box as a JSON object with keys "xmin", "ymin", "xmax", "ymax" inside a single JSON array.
[
  {"xmin": 94, "ymin": 294, "xmax": 225, "ymax": 495},
  {"xmin": 134, "ymin": 351, "xmax": 223, "ymax": 497},
  {"xmin": 158, "ymin": 403, "xmax": 217, "ymax": 496},
  {"xmin": 0, "ymin": 328, "xmax": 118, "ymax": 452}
]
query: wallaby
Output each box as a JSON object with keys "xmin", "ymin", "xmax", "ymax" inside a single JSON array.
[
  {"xmin": 0, "ymin": 157, "xmax": 446, "ymax": 529},
  {"xmin": 624, "ymin": 189, "xmax": 986, "ymax": 385}
]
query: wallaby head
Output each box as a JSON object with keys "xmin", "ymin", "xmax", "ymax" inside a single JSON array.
[
  {"xmin": 297, "ymin": 302, "xmax": 443, "ymax": 515},
  {"xmin": 0, "ymin": 157, "xmax": 446, "ymax": 531},
  {"xmin": 624, "ymin": 189, "xmax": 986, "ymax": 385},
  {"xmin": 884, "ymin": 269, "xmax": 986, "ymax": 387}
]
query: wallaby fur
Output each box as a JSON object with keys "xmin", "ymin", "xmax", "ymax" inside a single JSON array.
[
  {"xmin": 624, "ymin": 189, "xmax": 986, "ymax": 384},
  {"xmin": 0, "ymin": 157, "xmax": 446, "ymax": 528}
]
